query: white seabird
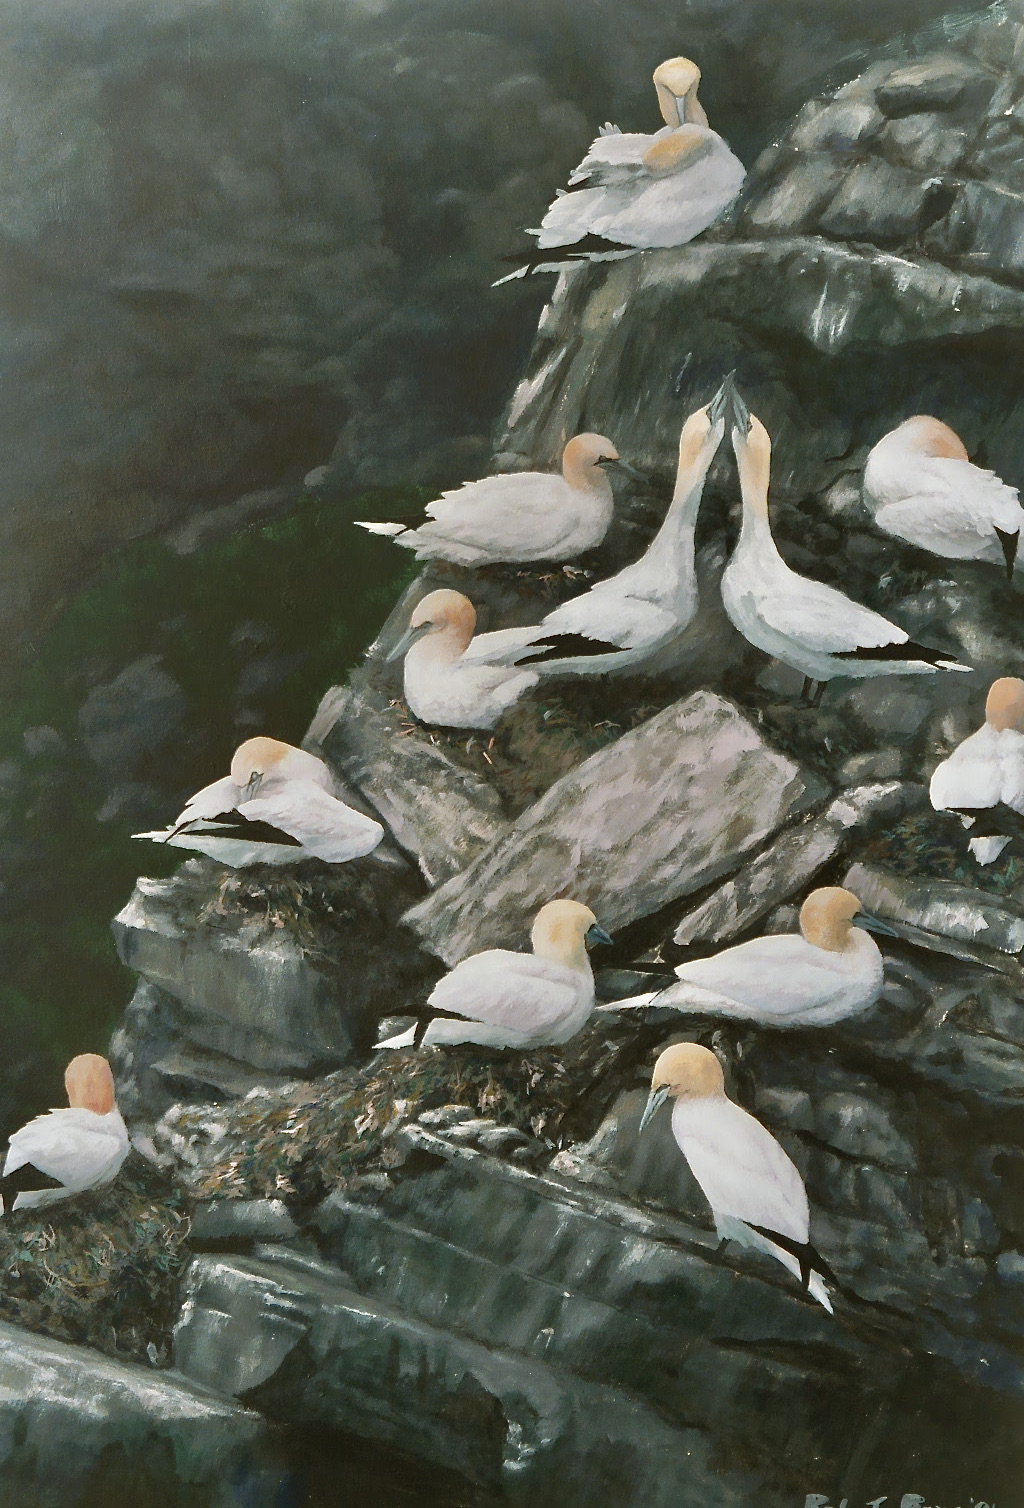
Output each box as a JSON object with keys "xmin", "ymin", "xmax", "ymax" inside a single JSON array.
[
  {"xmin": 387, "ymin": 589, "xmax": 541, "ymax": 730},
  {"xmin": 378, "ymin": 899, "xmax": 613, "ymax": 1050},
  {"xmin": 722, "ymin": 392, "xmax": 971, "ymax": 705},
  {"xmin": 354, "ymin": 435, "xmax": 641, "ymax": 566},
  {"xmin": 497, "ymin": 57, "xmax": 744, "ymax": 281},
  {"xmin": 1, "ymin": 1055, "xmax": 130, "ymax": 1214},
  {"xmin": 863, "ymin": 416, "xmax": 1024, "ymax": 578},
  {"xmin": 639, "ymin": 1043, "xmax": 835, "ymax": 1311},
  {"xmin": 134, "ymin": 735, "xmax": 384, "ymax": 867},
  {"xmin": 930, "ymin": 676, "xmax": 1024, "ymax": 865},
  {"xmin": 603, "ymin": 887, "xmax": 894, "ymax": 1027},
  {"xmin": 507, "ymin": 388, "xmax": 728, "ymax": 675}
]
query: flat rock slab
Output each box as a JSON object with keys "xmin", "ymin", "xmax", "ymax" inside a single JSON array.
[
  {"xmin": 843, "ymin": 861, "xmax": 1024, "ymax": 964},
  {"xmin": 405, "ymin": 692, "xmax": 827, "ymax": 965}
]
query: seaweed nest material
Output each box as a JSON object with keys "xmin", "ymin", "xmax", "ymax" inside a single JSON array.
[{"xmin": 0, "ymin": 1156, "xmax": 191, "ymax": 1364}]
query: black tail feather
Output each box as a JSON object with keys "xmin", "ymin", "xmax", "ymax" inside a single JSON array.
[
  {"xmin": 834, "ymin": 639, "xmax": 964, "ymax": 667},
  {"xmin": 746, "ymin": 1222, "xmax": 839, "ymax": 1291},
  {"xmin": 948, "ymin": 803, "xmax": 1024, "ymax": 842},
  {"xmin": 499, "ymin": 233, "xmax": 638, "ymax": 279},
  {"xmin": 0, "ymin": 1163, "xmax": 66, "ymax": 1203}
]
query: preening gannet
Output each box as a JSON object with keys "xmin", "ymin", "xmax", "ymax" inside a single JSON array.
[
  {"xmin": 722, "ymin": 393, "xmax": 971, "ymax": 705},
  {"xmin": 863, "ymin": 417, "xmax": 1024, "ymax": 578},
  {"xmin": 1, "ymin": 1055, "xmax": 130, "ymax": 1214},
  {"xmin": 134, "ymin": 736, "xmax": 384, "ymax": 866},
  {"xmin": 388, "ymin": 589, "xmax": 541, "ymax": 730},
  {"xmin": 508, "ymin": 386, "xmax": 728, "ymax": 674},
  {"xmin": 354, "ymin": 435, "xmax": 640, "ymax": 566},
  {"xmin": 378, "ymin": 899, "xmax": 612, "ymax": 1050},
  {"xmin": 604, "ymin": 888, "xmax": 893, "ymax": 1026},
  {"xmin": 640, "ymin": 1043, "xmax": 835, "ymax": 1311},
  {"xmin": 930, "ymin": 676, "xmax": 1024, "ymax": 864},
  {"xmin": 498, "ymin": 57, "xmax": 744, "ymax": 281}
]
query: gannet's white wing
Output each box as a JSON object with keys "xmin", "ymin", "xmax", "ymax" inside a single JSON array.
[
  {"xmin": 536, "ymin": 587, "xmax": 676, "ymax": 652},
  {"xmin": 874, "ymin": 458, "xmax": 1024, "ymax": 557},
  {"xmin": 751, "ymin": 567, "xmax": 913, "ymax": 655},
  {"xmin": 675, "ymin": 1097, "xmax": 809, "ymax": 1246},
  {"xmin": 5, "ymin": 1108, "xmax": 128, "ymax": 1192},
  {"xmin": 603, "ymin": 135, "xmax": 745, "ymax": 246},
  {"xmin": 171, "ymin": 774, "xmax": 241, "ymax": 828},
  {"xmin": 427, "ymin": 950, "xmax": 580, "ymax": 1035},
  {"xmin": 460, "ymin": 625, "xmax": 542, "ymax": 667},
  {"xmin": 929, "ymin": 726, "xmax": 1002, "ymax": 813},
  {"xmin": 565, "ymin": 130, "xmax": 653, "ymax": 185},
  {"xmin": 669, "ymin": 935, "xmax": 853, "ymax": 1023},
  {"xmin": 240, "ymin": 780, "xmax": 383, "ymax": 862}
]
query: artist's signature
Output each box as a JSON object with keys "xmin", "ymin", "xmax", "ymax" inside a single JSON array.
[{"xmin": 805, "ymin": 1496, "xmax": 994, "ymax": 1508}]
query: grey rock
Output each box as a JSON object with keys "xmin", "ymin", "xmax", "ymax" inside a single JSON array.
[
  {"xmin": 812, "ymin": 1091, "xmax": 916, "ymax": 1169},
  {"xmin": 406, "ymin": 692, "xmax": 827, "ymax": 965},
  {"xmin": 78, "ymin": 655, "xmax": 186, "ymax": 776},
  {"xmin": 996, "ymin": 1250, "xmax": 1024, "ymax": 1284},
  {"xmin": 843, "ymin": 861, "xmax": 1024, "ymax": 960},
  {"xmin": 789, "ymin": 99, "xmax": 884, "ymax": 152},
  {"xmin": 818, "ymin": 158, "xmax": 938, "ymax": 243},
  {"xmin": 169, "ymin": 487, "xmax": 291, "ymax": 555},
  {"xmin": 837, "ymin": 747, "xmax": 905, "ymax": 784},
  {"xmin": 191, "ymin": 1199, "xmax": 300, "ymax": 1247},
  {"xmin": 837, "ymin": 680, "xmax": 934, "ymax": 741},
  {"xmin": 741, "ymin": 152, "xmax": 850, "ymax": 235},
  {"xmin": 22, "ymin": 725, "xmax": 65, "ymax": 759},
  {"xmin": 875, "ymin": 54, "xmax": 995, "ymax": 117},
  {"xmin": 925, "ymin": 176, "xmax": 1024, "ymax": 281},
  {"xmin": 879, "ymin": 110, "xmax": 969, "ymax": 173}
]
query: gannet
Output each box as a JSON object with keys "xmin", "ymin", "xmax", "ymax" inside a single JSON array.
[
  {"xmin": 378, "ymin": 899, "xmax": 612, "ymax": 1050},
  {"xmin": 508, "ymin": 387, "xmax": 728, "ymax": 674},
  {"xmin": 863, "ymin": 417, "xmax": 1024, "ymax": 578},
  {"xmin": 640, "ymin": 1043, "xmax": 834, "ymax": 1311},
  {"xmin": 1, "ymin": 1055, "xmax": 130, "ymax": 1214},
  {"xmin": 930, "ymin": 676, "xmax": 1024, "ymax": 864},
  {"xmin": 722, "ymin": 392, "xmax": 971, "ymax": 705},
  {"xmin": 387, "ymin": 589, "xmax": 541, "ymax": 730},
  {"xmin": 134, "ymin": 735, "xmax": 384, "ymax": 866},
  {"xmin": 603, "ymin": 888, "xmax": 894, "ymax": 1026},
  {"xmin": 498, "ymin": 58, "xmax": 745, "ymax": 281},
  {"xmin": 354, "ymin": 435, "xmax": 640, "ymax": 566}
]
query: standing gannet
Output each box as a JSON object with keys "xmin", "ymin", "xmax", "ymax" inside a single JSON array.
[
  {"xmin": 930, "ymin": 676, "xmax": 1024, "ymax": 864},
  {"xmin": 378, "ymin": 899, "xmax": 613, "ymax": 1050},
  {"xmin": 354, "ymin": 435, "xmax": 640, "ymax": 566},
  {"xmin": 388, "ymin": 589, "xmax": 541, "ymax": 730},
  {"xmin": 134, "ymin": 735, "xmax": 384, "ymax": 866},
  {"xmin": 722, "ymin": 392, "xmax": 971, "ymax": 705},
  {"xmin": 1, "ymin": 1055, "xmax": 130, "ymax": 1214},
  {"xmin": 509, "ymin": 386, "xmax": 728, "ymax": 674},
  {"xmin": 498, "ymin": 58, "xmax": 745, "ymax": 281},
  {"xmin": 640, "ymin": 1043, "xmax": 834, "ymax": 1311},
  {"xmin": 603, "ymin": 888, "xmax": 894, "ymax": 1026},
  {"xmin": 863, "ymin": 417, "xmax": 1024, "ymax": 578}
]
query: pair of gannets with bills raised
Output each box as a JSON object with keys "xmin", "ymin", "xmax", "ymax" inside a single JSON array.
[{"xmin": 0, "ymin": 1055, "xmax": 129, "ymax": 1214}]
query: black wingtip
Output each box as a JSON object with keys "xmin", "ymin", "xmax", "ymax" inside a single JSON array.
[
  {"xmin": 834, "ymin": 639, "xmax": 964, "ymax": 668},
  {"xmin": 995, "ymin": 526, "xmax": 1019, "ymax": 581},
  {"xmin": 514, "ymin": 633, "xmax": 624, "ymax": 666},
  {"xmin": 0, "ymin": 1163, "xmax": 66, "ymax": 1202}
]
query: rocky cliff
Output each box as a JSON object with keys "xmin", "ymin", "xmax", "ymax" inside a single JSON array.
[{"xmin": 7, "ymin": 3, "xmax": 1024, "ymax": 1505}]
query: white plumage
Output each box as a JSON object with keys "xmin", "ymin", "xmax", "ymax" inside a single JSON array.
[
  {"xmin": 1, "ymin": 1056, "xmax": 130, "ymax": 1216},
  {"xmin": 723, "ymin": 408, "xmax": 970, "ymax": 695},
  {"xmin": 134, "ymin": 736, "xmax": 384, "ymax": 867},
  {"xmin": 640, "ymin": 1044, "xmax": 833, "ymax": 1312},
  {"xmin": 930, "ymin": 677, "xmax": 1024, "ymax": 864},
  {"xmin": 354, "ymin": 434, "xmax": 626, "ymax": 566},
  {"xmin": 378, "ymin": 899, "xmax": 611, "ymax": 1050},
  {"xmin": 863, "ymin": 416, "xmax": 1024, "ymax": 576}
]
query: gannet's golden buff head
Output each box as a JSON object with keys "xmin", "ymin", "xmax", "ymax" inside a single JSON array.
[
  {"xmin": 530, "ymin": 898, "xmax": 613, "ymax": 971},
  {"xmin": 561, "ymin": 433, "xmax": 620, "ymax": 491},
  {"xmin": 653, "ymin": 57, "xmax": 704, "ymax": 127},
  {"xmin": 413, "ymin": 589, "xmax": 477, "ymax": 650},
  {"xmin": 986, "ymin": 676, "xmax": 1024, "ymax": 732},
  {"xmin": 673, "ymin": 400, "xmax": 727, "ymax": 498},
  {"xmin": 896, "ymin": 416, "xmax": 970, "ymax": 463},
  {"xmin": 230, "ymin": 736, "xmax": 294, "ymax": 789},
  {"xmin": 65, "ymin": 1054, "xmax": 116, "ymax": 1115},
  {"xmin": 731, "ymin": 409, "xmax": 772, "ymax": 516},
  {"xmin": 640, "ymin": 1042, "xmax": 725, "ymax": 1132},
  {"xmin": 799, "ymin": 887, "xmax": 862, "ymax": 953}
]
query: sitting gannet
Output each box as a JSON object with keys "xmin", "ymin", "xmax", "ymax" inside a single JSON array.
[
  {"xmin": 1, "ymin": 1055, "xmax": 130, "ymax": 1214},
  {"xmin": 722, "ymin": 391, "xmax": 970, "ymax": 705},
  {"xmin": 640, "ymin": 1043, "xmax": 835, "ymax": 1311},
  {"xmin": 378, "ymin": 899, "xmax": 612, "ymax": 1050},
  {"xmin": 135, "ymin": 735, "xmax": 384, "ymax": 867},
  {"xmin": 498, "ymin": 58, "xmax": 744, "ymax": 281},
  {"xmin": 604, "ymin": 888, "xmax": 894, "ymax": 1027},
  {"xmin": 508, "ymin": 385, "xmax": 728, "ymax": 674},
  {"xmin": 354, "ymin": 435, "xmax": 640, "ymax": 566},
  {"xmin": 388, "ymin": 589, "xmax": 541, "ymax": 730},
  {"xmin": 863, "ymin": 417, "xmax": 1024, "ymax": 578},
  {"xmin": 930, "ymin": 676, "xmax": 1024, "ymax": 864}
]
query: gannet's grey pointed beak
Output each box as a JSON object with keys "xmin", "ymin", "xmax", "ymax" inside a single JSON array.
[
  {"xmin": 852, "ymin": 910, "xmax": 900, "ymax": 938},
  {"xmin": 245, "ymin": 772, "xmax": 263, "ymax": 799},
  {"xmin": 639, "ymin": 1084, "xmax": 670, "ymax": 1135},
  {"xmin": 708, "ymin": 371, "xmax": 734, "ymax": 428},
  {"xmin": 729, "ymin": 380, "xmax": 751, "ymax": 438},
  {"xmin": 385, "ymin": 621, "xmax": 432, "ymax": 664},
  {"xmin": 995, "ymin": 526, "xmax": 1019, "ymax": 581},
  {"xmin": 600, "ymin": 457, "xmax": 646, "ymax": 483},
  {"xmin": 585, "ymin": 922, "xmax": 614, "ymax": 948}
]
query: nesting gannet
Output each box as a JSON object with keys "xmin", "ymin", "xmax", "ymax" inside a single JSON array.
[
  {"xmin": 134, "ymin": 735, "xmax": 384, "ymax": 866},
  {"xmin": 354, "ymin": 436, "xmax": 640, "ymax": 566},
  {"xmin": 508, "ymin": 388, "xmax": 728, "ymax": 674},
  {"xmin": 378, "ymin": 899, "xmax": 612, "ymax": 1050},
  {"xmin": 640, "ymin": 1043, "xmax": 834, "ymax": 1311},
  {"xmin": 604, "ymin": 888, "xmax": 894, "ymax": 1027},
  {"xmin": 722, "ymin": 393, "xmax": 971, "ymax": 705},
  {"xmin": 1, "ymin": 1055, "xmax": 130, "ymax": 1214},
  {"xmin": 388, "ymin": 589, "xmax": 541, "ymax": 730},
  {"xmin": 863, "ymin": 417, "xmax": 1024, "ymax": 578},
  {"xmin": 930, "ymin": 676, "xmax": 1024, "ymax": 864},
  {"xmin": 498, "ymin": 58, "xmax": 744, "ymax": 281}
]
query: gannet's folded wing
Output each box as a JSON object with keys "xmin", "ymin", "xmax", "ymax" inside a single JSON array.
[
  {"xmin": 428, "ymin": 951, "xmax": 578, "ymax": 1033},
  {"xmin": 171, "ymin": 775, "xmax": 241, "ymax": 828},
  {"xmin": 240, "ymin": 780, "xmax": 383, "ymax": 862},
  {"xmin": 460, "ymin": 625, "xmax": 541, "ymax": 667},
  {"xmin": 679, "ymin": 1098, "xmax": 809, "ymax": 1245},
  {"xmin": 672, "ymin": 937, "xmax": 844, "ymax": 1022},
  {"xmin": 566, "ymin": 131, "xmax": 653, "ymax": 186},
  {"xmin": 5, "ymin": 1111, "xmax": 125, "ymax": 1189},
  {"xmin": 761, "ymin": 573, "xmax": 962, "ymax": 664},
  {"xmin": 929, "ymin": 730, "xmax": 1001, "ymax": 812}
]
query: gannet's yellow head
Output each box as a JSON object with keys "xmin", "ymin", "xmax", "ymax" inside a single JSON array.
[
  {"xmin": 730, "ymin": 408, "xmax": 772, "ymax": 517},
  {"xmin": 986, "ymin": 676, "xmax": 1024, "ymax": 732},
  {"xmin": 230, "ymin": 736, "xmax": 294, "ymax": 789},
  {"xmin": 798, "ymin": 886, "xmax": 897, "ymax": 953},
  {"xmin": 530, "ymin": 898, "xmax": 613, "ymax": 970},
  {"xmin": 673, "ymin": 398, "xmax": 727, "ymax": 498},
  {"xmin": 897, "ymin": 416, "xmax": 970, "ymax": 462},
  {"xmin": 65, "ymin": 1054, "xmax": 116, "ymax": 1115},
  {"xmin": 653, "ymin": 57, "xmax": 702, "ymax": 127},
  {"xmin": 640, "ymin": 1042, "xmax": 724, "ymax": 1132}
]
